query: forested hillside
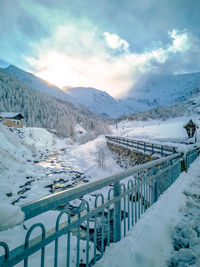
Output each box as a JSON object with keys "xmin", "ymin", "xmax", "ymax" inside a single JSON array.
[{"xmin": 0, "ymin": 70, "xmax": 108, "ymax": 138}]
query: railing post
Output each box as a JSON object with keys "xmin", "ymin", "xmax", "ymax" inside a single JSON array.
[
  {"xmin": 152, "ymin": 166, "xmax": 158, "ymax": 203},
  {"xmin": 186, "ymin": 155, "xmax": 188, "ymax": 170},
  {"xmin": 144, "ymin": 143, "xmax": 146, "ymax": 153},
  {"xmin": 152, "ymin": 144, "xmax": 154, "ymax": 154},
  {"xmin": 181, "ymin": 154, "xmax": 187, "ymax": 172},
  {"xmin": 170, "ymin": 160, "xmax": 174, "ymax": 184},
  {"xmin": 113, "ymin": 181, "xmax": 121, "ymax": 242},
  {"xmin": 161, "ymin": 146, "xmax": 163, "ymax": 156}
]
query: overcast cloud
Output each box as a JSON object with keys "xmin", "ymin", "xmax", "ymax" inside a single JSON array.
[{"xmin": 0, "ymin": 0, "xmax": 200, "ymax": 97}]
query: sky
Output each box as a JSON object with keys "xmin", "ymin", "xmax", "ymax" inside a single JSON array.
[{"xmin": 0, "ymin": 0, "xmax": 200, "ymax": 98}]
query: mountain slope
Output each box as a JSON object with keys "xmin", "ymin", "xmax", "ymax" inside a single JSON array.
[
  {"xmin": 64, "ymin": 86, "xmax": 123, "ymax": 118},
  {"xmin": 65, "ymin": 72, "xmax": 200, "ymax": 117},
  {"xmin": 2, "ymin": 65, "xmax": 74, "ymax": 103},
  {"xmin": 120, "ymin": 72, "xmax": 200, "ymax": 111},
  {"xmin": 2, "ymin": 65, "xmax": 123, "ymax": 118},
  {"xmin": 120, "ymin": 85, "xmax": 200, "ymax": 121},
  {"xmin": 0, "ymin": 69, "xmax": 108, "ymax": 138},
  {"xmin": 2, "ymin": 63, "xmax": 200, "ymax": 118}
]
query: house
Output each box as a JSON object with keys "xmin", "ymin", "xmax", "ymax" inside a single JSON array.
[
  {"xmin": 0, "ymin": 112, "xmax": 24, "ymax": 128},
  {"xmin": 183, "ymin": 119, "xmax": 199, "ymax": 142}
]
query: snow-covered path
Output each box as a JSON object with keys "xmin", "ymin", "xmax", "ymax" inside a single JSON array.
[{"xmin": 95, "ymin": 158, "xmax": 200, "ymax": 267}]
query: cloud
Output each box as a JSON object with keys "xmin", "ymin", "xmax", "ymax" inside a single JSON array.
[
  {"xmin": 26, "ymin": 24, "xmax": 200, "ymax": 98},
  {"xmin": 103, "ymin": 32, "xmax": 129, "ymax": 51},
  {"xmin": 168, "ymin": 29, "xmax": 191, "ymax": 53},
  {"xmin": 1, "ymin": 0, "xmax": 200, "ymax": 98}
]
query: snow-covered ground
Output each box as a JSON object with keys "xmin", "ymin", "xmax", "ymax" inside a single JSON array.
[
  {"xmin": 112, "ymin": 116, "xmax": 200, "ymax": 150},
  {"xmin": 113, "ymin": 116, "xmax": 193, "ymax": 141},
  {"xmin": 0, "ymin": 116, "xmax": 200, "ymax": 266},
  {"xmin": 0, "ymin": 123, "xmax": 121, "ymax": 228},
  {"xmin": 95, "ymin": 158, "xmax": 200, "ymax": 267}
]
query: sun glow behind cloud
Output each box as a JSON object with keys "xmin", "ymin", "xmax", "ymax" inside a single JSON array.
[
  {"xmin": 26, "ymin": 26, "xmax": 195, "ymax": 98},
  {"xmin": 1, "ymin": 0, "xmax": 200, "ymax": 97}
]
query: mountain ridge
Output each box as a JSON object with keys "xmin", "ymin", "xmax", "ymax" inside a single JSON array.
[
  {"xmin": 0, "ymin": 69, "xmax": 108, "ymax": 139},
  {"xmin": 1, "ymin": 62, "xmax": 200, "ymax": 118},
  {"xmin": 2, "ymin": 65, "xmax": 74, "ymax": 103}
]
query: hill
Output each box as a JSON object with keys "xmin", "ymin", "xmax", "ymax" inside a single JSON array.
[
  {"xmin": 0, "ymin": 69, "xmax": 108, "ymax": 139},
  {"xmin": 2, "ymin": 65, "xmax": 74, "ymax": 103}
]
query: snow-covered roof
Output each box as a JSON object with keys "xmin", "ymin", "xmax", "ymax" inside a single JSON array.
[
  {"xmin": 0, "ymin": 112, "xmax": 24, "ymax": 119},
  {"xmin": 183, "ymin": 119, "xmax": 199, "ymax": 128}
]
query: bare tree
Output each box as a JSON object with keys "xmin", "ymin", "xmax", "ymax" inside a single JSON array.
[{"xmin": 96, "ymin": 145, "xmax": 106, "ymax": 169}]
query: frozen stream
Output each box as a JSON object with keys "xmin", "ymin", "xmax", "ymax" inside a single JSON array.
[{"xmin": 10, "ymin": 148, "xmax": 90, "ymax": 206}]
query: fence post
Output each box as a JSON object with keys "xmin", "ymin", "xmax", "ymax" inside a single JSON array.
[
  {"xmin": 185, "ymin": 152, "xmax": 189, "ymax": 172},
  {"xmin": 152, "ymin": 166, "xmax": 158, "ymax": 203},
  {"xmin": 170, "ymin": 160, "xmax": 174, "ymax": 185},
  {"xmin": 161, "ymin": 146, "xmax": 163, "ymax": 157},
  {"xmin": 113, "ymin": 181, "xmax": 121, "ymax": 242}
]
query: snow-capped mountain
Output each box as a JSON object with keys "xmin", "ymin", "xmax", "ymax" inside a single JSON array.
[
  {"xmin": 1, "ymin": 65, "xmax": 74, "ymax": 103},
  {"xmin": 2, "ymin": 62, "xmax": 200, "ymax": 119},
  {"xmin": 120, "ymin": 72, "xmax": 200, "ymax": 110},
  {"xmin": 64, "ymin": 72, "xmax": 200, "ymax": 117},
  {"xmin": 63, "ymin": 86, "xmax": 123, "ymax": 118},
  {"xmin": 1, "ymin": 64, "xmax": 123, "ymax": 117},
  {"xmin": 121, "ymin": 84, "xmax": 200, "ymax": 121},
  {"xmin": 0, "ymin": 69, "xmax": 108, "ymax": 138}
]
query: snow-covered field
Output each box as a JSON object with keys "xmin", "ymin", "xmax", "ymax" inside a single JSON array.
[
  {"xmin": 112, "ymin": 116, "xmax": 200, "ymax": 154},
  {"xmin": 113, "ymin": 116, "xmax": 199, "ymax": 142},
  {"xmin": 0, "ymin": 116, "xmax": 200, "ymax": 266}
]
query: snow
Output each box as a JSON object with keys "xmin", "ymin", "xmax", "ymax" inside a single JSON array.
[
  {"xmin": 95, "ymin": 158, "xmax": 200, "ymax": 267},
  {"xmin": 21, "ymin": 127, "xmax": 71, "ymax": 151},
  {"xmin": 3, "ymin": 64, "xmax": 200, "ymax": 118},
  {"xmin": 64, "ymin": 73, "xmax": 200, "ymax": 117},
  {"xmin": 112, "ymin": 116, "xmax": 200, "ymax": 147},
  {"xmin": 65, "ymin": 86, "xmax": 123, "ymax": 118},
  {"xmin": 119, "ymin": 72, "xmax": 200, "ymax": 110},
  {"xmin": 0, "ymin": 210, "xmax": 95, "ymax": 267},
  {"xmin": 0, "ymin": 124, "xmax": 69, "ymax": 207},
  {"xmin": 64, "ymin": 136, "xmax": 122, "ymax": 180},
  {"xmin": 0, "ymin": 116, "xmax": 200, "ymax": 266},
  {"xmin": 0, "ymin": 124, "xmax": 121, "ymax": 231},
  {"xmin": 0, "ymin": 204, "xmax": 24, "ymax": 231},
  {"xmin": 2, "ymin": 65, "xmax": 74, "ymax": 103},
  {"xmin": 0, "ymin": 112, "xmax": 23, "ymax": 118}
]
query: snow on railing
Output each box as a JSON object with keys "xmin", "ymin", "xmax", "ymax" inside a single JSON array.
[
  {"xmin": 0, "ymin": 148, "xmax": 199, "ymax": 267},
  {"xmin": 105, "ymin": 135, "xmax": 176, "ymax": 156}
]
